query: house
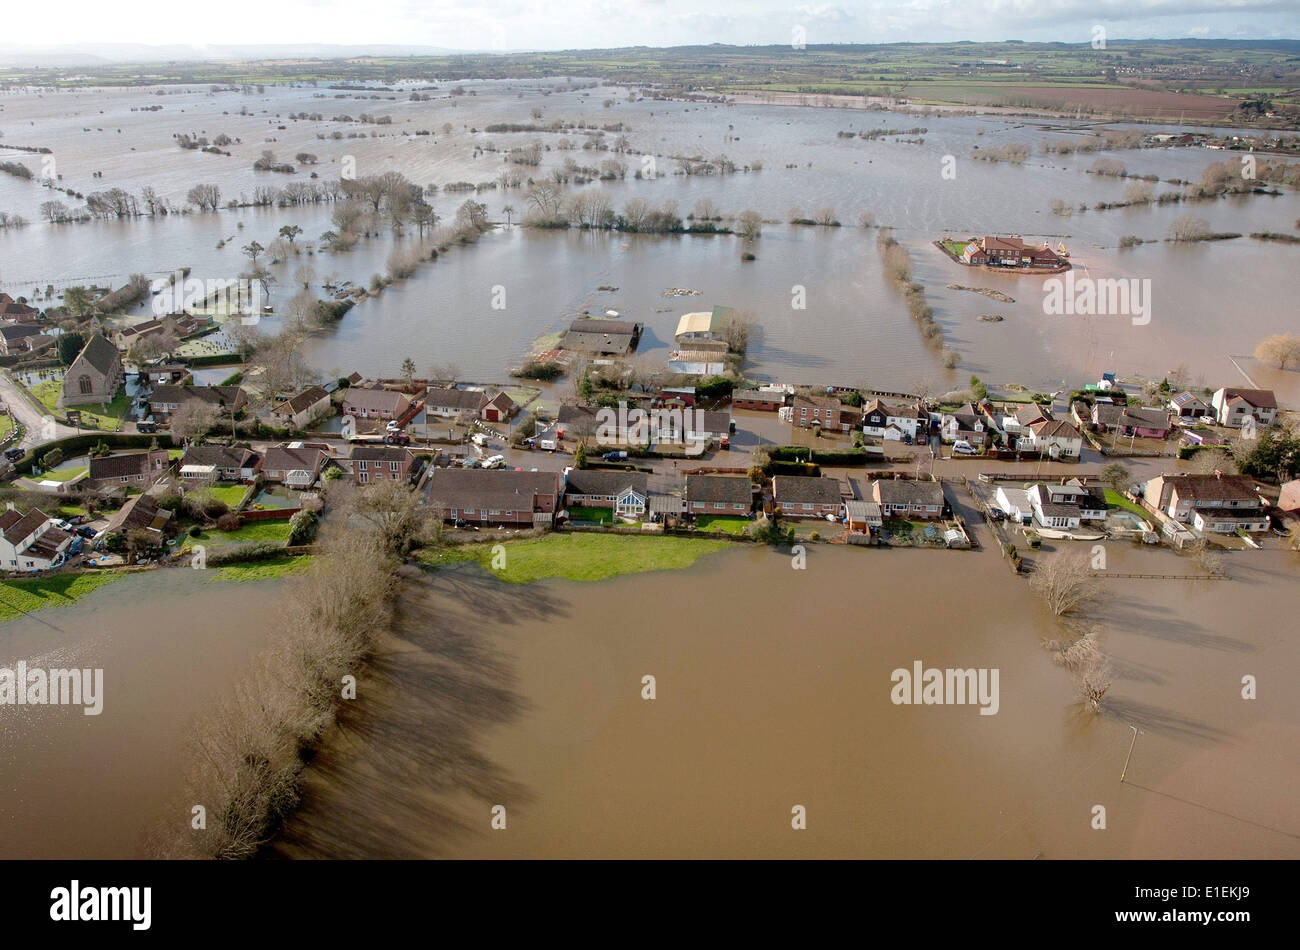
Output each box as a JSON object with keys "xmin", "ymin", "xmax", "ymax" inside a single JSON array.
[
  {"xmin": 1117, "ymin": 406, "xmax": 1172, "ymax": 439},
  {"xmin": 1169, "ymin": 391, "xmax": 1211, "ymax": 420},
  {"xmin": 426, "ymin": 468, "xmax": 562, "ymax": 526},
  {"xmin": 1089, "ymin": 402, "xmax": 1126, "ymax": 432},
  {"xmin": 350, "ymin": 444, "xmax": 415, "ymax": 485},
  {"xmin": 563, "ymin": 468, "xmax": 649, "ymax": 519},
  {"xmin": 179, "ymin": 444, "xmax": 262, "ymax": 483},
  {"xmin": 862, "ymin": 398, "xmax": 924, "ymax": 441},
  {"xmin": 85, "ymin": 449, "xmax": 171, "ymax": 491},
  {"xmin": 870, "ymin": 479, "xmax": 945, "ymax": 519},
  {"xmin": 1143, "ymin": 473, "xmax": 1268, "ymax": 533},
  {"xmin": 1027, "ymin": 483, "xmax": 1082, "ymax": 529},
  {"xmin": 0, "ymin": 294, "xmax": 39, "ymax": 321},
  {"xmin": 962, "ymin": 235, "xmax": 1064, "ymax": 268},
  {"xmin": 667, "ymin": 348, "xmax": 728, "ymax": 376},
  {"xmin": 1024, "ymin": 418, "xmax": 1083, "ymax": 459},
  {"xmin": 733, "ymin": 389, "xmax": 787, "ymax": 412},
  {"xmin": 113, "ymin": 318, "xmax": 167, "ymax": 352},
  {"xmin": 421, "ymin": 387, "xmax": 485, "ymax": 419},
  {"xmin": 940, "ymin": 403, "xmax": 986, "ymax": 445},
  {"xmin": 561, "ymin": 318, "xmax": 642, "ymax": 355},
  {"xmin": 149, "ymin": 384, "xmax": 247, "ymax": 421},
  {"xmin": 481, "ymin": 391, "xmax": 514, "ymax": 423},
  {"xmin": 1211, "ymin": 388, "xmax": 1278, "ymax": 428},
  {"xmin": 140, "ymin": 363, "xmax": 189, "ymax": 385},
  {"xmin": 270, "ymin": 385, "xmax": 331, "ymax": 430},
  {"xmin": 684, "ymin": 410, "xmax": 732, "ymax": 444},
  {"xmin": 994, "ymin": 486, "xmax": 1034, "ymax": 524},
  {"xmin": 343, "ymin": 386, "xmax": 414, "ymax": 421},
  {"xmin": 674, "ymin": 307, "xmax": 731, "ymax": 345},
  {"xmin": 59, "ymin": 334, "xmax": 124, "ymax": 407},
  {"xmin": 102, "ymin": 492, "xmax": 174, "ymax": 542},
  {"xmin": 0, "ymin": 505, "xmax": 76, "ymax": 571},
  {"xmin": 684, "ymin": 474, "xmax": 753, "ymax": 517},
  {"xmin": 1061, "ymin": 479, "xmax": 1108, "ymax": 521},
  {"xmin": 261, "ymin": 442, "xmax": 331, "ymax": 488},
  {"xmin": 845, "ymin": 500, "xmax": 882, "ymax": 532},
  {"xmin": 771, "ymin": 475, "xmax": 842, "ymax": 520},
  {"xmin": 0, "ymin": 323, "xmax": 45, "ymax": 355}
]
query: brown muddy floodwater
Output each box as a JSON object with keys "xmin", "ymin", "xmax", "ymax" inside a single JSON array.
[
  {"xmin": 0, "ymin": 571, "xmax": 279, "ymax": 859},
  {"xmin": 275, "ymin": 542, "xmax": 1299, "ymax": 859}
]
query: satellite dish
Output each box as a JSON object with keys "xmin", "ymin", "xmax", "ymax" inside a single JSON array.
[{"xmin": 605, "ymin": 309, "xmax": 619, "ymax": 317}]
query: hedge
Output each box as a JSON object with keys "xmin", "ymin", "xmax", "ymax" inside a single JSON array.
[
  {"xmin": 768, "ymin": 445, "xmax": 871, "ymax": 465},
  {"xmin": 10, "ymin": 432, "xmax": 177, "ymax": 476},
  {"xmin": 185, "ymin": 353, "xmax": 245, "ymax": 368},
  {"xmin": 767, "ymin": 460, "xmax": 822, "ymax": 477}
]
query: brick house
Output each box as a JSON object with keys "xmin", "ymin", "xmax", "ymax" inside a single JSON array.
[
  {"xmin": 426, "ymin": 469, "xmax": 562, "ymax": 526},
  {"xmin": 684, "ymin": 474, "xmax": 753, "ymax": 517},
  {"xmin": 481, "ymin": 392, "xmax": 514, "ymax": 423},
  {"xmin": 85, "ymin": 449, "xmax": 171, "ymax": 491},
  {"xmin": 1143, "ymin": 473, "xmax": 1268, "ymax": 533},
  {"xmin": 563, "ymin": 468, "xmax": 649, "ymax": 519},
  {"xmin": 793, "ymin": 394, "xmax": 856, "ymax": 433},
  {"xmin": 0, "ymin": 323, "xmax": 45, "ymax": 356},
  {"xmin": 270, "ymin": 385, "xmax": 332, "ymax": 430},
  {"xmin": 771, "ymin": 475, "xmax": 842, "ymax": 520},
  {"xmin": 149, "ymin": 384, "xmax": 247, "ymax": 422},
  {"xmin": 260, "ymin": 442, "xmax": 331, "ymax": 488},
  {"xmin": 350, "ymin": 444, "xmax": 415, "ymax": 485},
  {"xmin": 733, "ymin": 389, "xmax": 787, "ymax": 412},
  {"xmin": 179, "ymin": 444, "xmax": 262, "ymax": 483},
  {"xmin": 343, "ymin": 387, "xmax": 414, "ymax": 421}
]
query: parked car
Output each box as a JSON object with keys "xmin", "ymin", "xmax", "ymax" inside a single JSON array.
[
  {"xmin": 3, "ymin": 447, "xmax": 24, "ymax": 462},
  {"xmin": 602, "ymin": 450, "xmax": 628, "ymax": 461},
  {"xmin": 76, "ymin": 526, "xmax": 98, "ymax": 539},
  {"xmin": 386, "ymin": 420, "xmax": 402, "ymax": 432},
  {"xmin": 952, "ymin": 440, "xmax": 977, "ymax": 455},
  {"xmin": 462, "ymin": 458, "xmax": 481, "ymax": 469},
  {"xmin": 483, "ymin": 455, "xmax": 505, "ymax": 469},
  {"xmin": 137, "ymin": 419, "xmax": 157, "ymax": 433}
]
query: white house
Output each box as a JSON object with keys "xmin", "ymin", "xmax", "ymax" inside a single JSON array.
[
  {"xmin": 0, "ymin": 505, "xmax": 76, "ymax": 571},
  {"xmin": 940, "ymin": 403, "xmax": 986, "ymax": 445},
  {"xmin": 1210, "ymin": 388, "xmax": 1278, "ymax": 428},
  {"xmin": 862, "ymin": 398, "xmax": 924, "ymax": 440},
  {"xmin": 1023, "ymin": 418, "xmax": 1084, "ymax": 459},
  {"xmin": 994, "ymin": 486, "xmax": 1033, "ymax": 524}
]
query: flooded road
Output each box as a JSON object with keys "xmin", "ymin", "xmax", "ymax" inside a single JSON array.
[{"xmin": 275, "ymin": 543, "xmax": 1300, "ymax": 859}]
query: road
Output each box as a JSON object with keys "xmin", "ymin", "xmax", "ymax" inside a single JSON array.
[{"xmin": 0, "ymin": 372, "xmax": 78, "ymax": 452}]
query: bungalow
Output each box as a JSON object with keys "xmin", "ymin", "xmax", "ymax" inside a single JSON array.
[
  {"xmin": 270, "ymin": 385, "xmax": 332, "ymax": 430},
  {"xmin": 870, "ymin": 478, "xmax": 945, "ymax": 519},
  {"xmin": 261, "ymin": 442, "xmax": 330, "ymax": 488},
  {"xmin": 422, "ymin": 387, "xmax": 486, "ymax": 419},
  {"xmin": 0, "ymin": 505, "xmax": 76, "ymax": 571},
  {"xmin": 733, "ymin": 389, "xmax": 787, "ymax": 412},
  {"xmin": 85, "ymin": 449, "xmax": 171, "ymax": 491},
  {"xmin": 179, "ymin": 444, "xmax": 262, "ymax": 483},
  {"xmin": 1118, "ymin": 406, "xmax": 1172, "ymax": 439},
  {"xmin": 351, "ymin": 444, "xmax": 415, "ymax": 485},
  {"xmin": 793, "ymin": 394, "xmax": 856, "ymax": 433},
  {"xmin": 343, "ymin": 387, "xmax": 414, "ymax": 421},
  {"xmin": 994, "ymin": 486, "xmax": 1033, "ymax": 524},
  {"xmin": 1211, "ymin": 388, "xmax": 1278, "ymax": 428},
  {"xmin": 940, "ymin": 403, "xmax": 987, "ymax": 445},
  {"xmin": 426, "ymin": 468, "xmax": 562, "ymax": 526},
  {"xmin": 862, "ymin": 398, "xmax": 925, "ymax": 441},
  {"xmin": 563, "ymin": 468, "xmax": 649, "ymax": 519},
  {"xmin": 1089, "ymin": 402, "xmax": 1126, "ymax": 432},
  {"xmin": 149, "ymin": 384, "xmax": 247, "ymax": 421},
  {"xmin": 684, "ymin": 474, "xmax": 753, "ymax": 517},
  {"xmin": 1143, "ymin": 473, "xmax": 1267, "ymax": 532},
  {"xmin": 1027, "ymin": 483, "xmax": 1083, "ymax": 529},
  {"xmin": 1169, "ymin": 391, "xmax": 1211, "ymax": 420},
  {"xmin": 771, "ymin": 475, "xmax": 842, "ymax": 520}
]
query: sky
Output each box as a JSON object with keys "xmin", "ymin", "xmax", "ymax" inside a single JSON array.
[{"xmin": 4, "ymin": 0, "xmax": 1299, "ymax": 52}]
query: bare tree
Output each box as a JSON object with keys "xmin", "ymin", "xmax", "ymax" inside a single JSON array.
[
  {"xmin": 1029, "ymin": 549, "xmax": 1098, "ymax": 617},
  {"xmin": 1254, "ymin": 333, "xmax": 1300, "ymax": 370},
  {"xmin": 169, "ymin": 400, "xmax": 219, "ymax": 444}
]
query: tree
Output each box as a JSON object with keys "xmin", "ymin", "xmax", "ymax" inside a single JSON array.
[
  {"xmin": 169, "ymin": 401, "xmax": 219, "ymax": 444},
  {"xmin": 242, "ymin": 241, "xmax": 265, "ymax": 264},
  {"xmin": 502, "ymin": 204, "xmax": 515, "ymax": 228},
  {"xmin": 1168, "ymin": 214, "xmax": 1209, "ymax": 242},
  {"xmin": 400, "ymin": 357, "xmax": 416, "ymax": 391},
  {"xmin": 574, "ymin": 441, "xmax": 588, "ymax": 469},
  {"xmin": 737, "ymin": 210, "xmax": 762, "ymax": 239},
  {"xmin": 347, "ymin": 478, "xmax": 426, "ymax": 556},
  {"xmin": 1029, "ymin": 549, "xmax": 1098, "ymax": 617},
  {"xmin": 1254, "ymin": 333, "xmax": 1300, "ymax": 370},
  {"xmin": 186, "ymin": 184, "xmax": 221, "ymax": 212},
  {"xmin": 279, "ymin": 224, "xmax": 302, "ymax": 246},
  {"xmin": 1099, "ymin": 462, "xmax": 1131, "ymax": 493},
  {"xmin": 57, "ymin": 332, "xmax": 85, "ymax": 366},
  {"xmin": 63, "ymin": 286, "xmax": 95, "ymax": 318}
]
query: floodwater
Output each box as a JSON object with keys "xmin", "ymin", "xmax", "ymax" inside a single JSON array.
[
  {"xmin": 2, "ymin": 81, "xmax": 1299, "ymax": 399},
  {"xmin": 273, "ymin": 543, "xmax": 1300, "ymax": 859},
  {"xmin": 0, "ymin": 570, "xmax": 279, "ymax": 858}
]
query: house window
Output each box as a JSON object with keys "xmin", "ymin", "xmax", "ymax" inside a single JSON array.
[
  {"xmin": 732, "ymin": 503, "xmax": 745, "ymax": 511},
  {"xmin": 389, "ymin": 462, "xmax": 399, "ymax": 472},
  {"xmin": 78, "ymin": 375, "xmax": 93, "ymax": 395},
  {"xmin": 359, "ymin": 460, "xmax": 368, "ymax": 470},
  {"xmin": 359, "ymin": 472, "xmax": 369, "ymax": 483}
]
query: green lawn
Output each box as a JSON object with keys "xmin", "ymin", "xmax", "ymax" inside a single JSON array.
[
  {"xmin": 0, "ymin": 572, "xmax": 127, "ymax": 623},
  {"xmin": 30, "ymin": 380, "xmax": 132, "ymax": 431},
  {"xmin": 1104, "ymin": 489, "xmax": 1148, "ymax": 517},
  {"xmin": 182, "ymin": 520, "xmax": 292, "ymax": 550},
  {"xmin": 212, "ymin": 555, "xmax": 313, "ymax": 582},
  {"xmin": 37, "ymin": 465, "xmax": 89, "ymax": 483},
  {"xmin": 566, "ymin": 505, "xmax": 618, "ymax": 524},
  {"xmin": 207, "ymin": 483, "xmax": 250, "ymax": 509},
  {"xmin": 694, "ymin": 515, "xmax": 752, "ymax": 535},
  {"xmin": 940, "ymin": 239, "xmax": 970, "ymax": 257},
  {"xmin": 422, "ymin": 533, "xmax": 730, "ymax": 584},
  {"xmin": 0, "ymin": 415, "xmax": 13, "ymax": 440}
]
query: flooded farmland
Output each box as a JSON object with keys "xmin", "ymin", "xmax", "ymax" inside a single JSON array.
[{"xmin": 3, "ymin": 82, "xmax": 1300, "ymax": 398}]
